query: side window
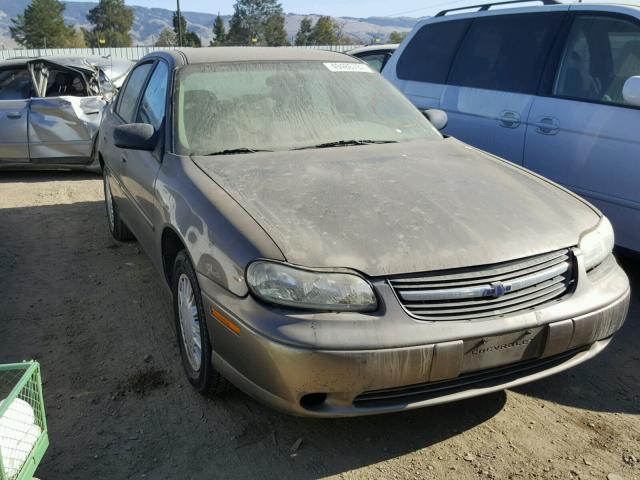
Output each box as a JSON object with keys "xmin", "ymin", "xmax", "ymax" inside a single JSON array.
[
  {"xmin": 449, "ymin": 12, "xmax": 564, "ymax": 94},
  {"xmin": 357, "ymin": 53, "xmax": 386, "ymax": 72},
  {"xmin": 0, "ymin": 68, "xmax": 32, "ymax": 100},
  {"xmin": 396, "ymin": 19, "xmax": 471, "ymax": 83},
  {"xmin": 553, "ymin": 15, "xmax": 640, "ymax": 106},
  {"xmin": 116, "ymin": 62, "xmax": 153, "ymax": 123},
  {"xmin": 136, "ymin": 62, "xmax": 169, "ymax": 130}
]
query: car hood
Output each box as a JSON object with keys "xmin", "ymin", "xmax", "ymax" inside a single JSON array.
[{"xmin": 192, "ymin": 139, "xmax": 599, "ymax": 277}]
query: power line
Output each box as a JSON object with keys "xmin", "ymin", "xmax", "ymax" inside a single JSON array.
[{"xmin": 384, "ymin": 0, "xmax": 474, "ymax": 17}]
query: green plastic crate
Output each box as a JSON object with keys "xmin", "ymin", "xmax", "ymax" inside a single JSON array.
[{"xmin": 0, "ymin": 362, "xmax": 48, "ymax": 480}]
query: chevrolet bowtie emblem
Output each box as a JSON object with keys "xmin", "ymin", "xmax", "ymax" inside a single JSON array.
[{"xmin": 488, "ymin": 281, "xmax": 508, "ymax": 298}]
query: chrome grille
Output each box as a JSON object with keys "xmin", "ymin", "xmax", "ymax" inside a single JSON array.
[{"xmin": 389, "ymin": 249, "xmax": 574, "ymax": 321}]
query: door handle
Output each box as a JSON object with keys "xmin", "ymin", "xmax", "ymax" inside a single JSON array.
[
  {"xmin": 534, "ymin": 117, "xmax": 560, "ymax": 135},
  {"xmin": 6, "ymin": 111, "xmax": 23, "ymax": 119},
  {"xmin": 498, "ymin": 110, "xmax": 521, "ymax": 128}
]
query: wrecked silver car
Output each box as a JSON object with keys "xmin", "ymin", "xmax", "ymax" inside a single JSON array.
[
  {"xmin": 0, "ymin": 56, "xmax": 132, "ymax": 171},
  {"xmin": 100, "ymin": 48, "xmax": 630, "ymax": 417}
]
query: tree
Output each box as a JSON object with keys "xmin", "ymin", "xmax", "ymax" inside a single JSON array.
[
  {"xmin": 227, "ymin": 0, "xmax": 285, "ymax": 45},
  {"xmin": 294, "ymin": 17, "xmax": 312, "ymax": 46},
  {"xmin": 210, "ymin": 14, "xmax": 227, "ymax": 46},
  {"xmin": 155, "ymin": 28, "xmax": 176, "ymax": 47},
  {"xmin": 388, "ymin": 31, "xmax": 407, "ymax": 44},
  {"xmin": 173, "ymin": 11, "xmax": 188, "ymax": 42},
  {"xmin": 264, "ymin": 13, "xmax": 289, "ymax": 46},
  {"xmin": 65, "ymin": 28, "xmax": 88, "ymax": 48},
  {"xmin": 84, "ymin": 0, "xmax": 134, "ymax": 47},
  {"xmin": 173, "ymin": 11, "xmax": 201, "ymax": 47},
  {"xmin": 310, "ymin": 16, "xmax": 338, "ymax": 46},
  {"xmin": 10, "ymin": 0, "xmax": 75, "ymax": 48}
]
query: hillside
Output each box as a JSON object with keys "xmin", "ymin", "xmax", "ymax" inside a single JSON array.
[{"xmin": 0, "ymin": 0, "xmax": 421, "ymax": 48}]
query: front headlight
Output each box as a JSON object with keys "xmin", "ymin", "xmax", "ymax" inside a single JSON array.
[
  {"xmin": 578, "ymin": 217, "xmax": 614, "ymax": 271},
  {"xmin": 246, "ymin": 261, "xmax": 378, "ymax": 312}
]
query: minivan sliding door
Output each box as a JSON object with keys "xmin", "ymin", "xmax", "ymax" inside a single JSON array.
[{"xmin": 440, "ymin": 11, "xmax": 566, "ymax": 164}]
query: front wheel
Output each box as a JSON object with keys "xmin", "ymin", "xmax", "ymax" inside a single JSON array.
[
  {"xmin": 172, "ymin": 250, "xmax": 228, "ymax": 394},
  {"xmin": 103, "ymin": 168, "xmax": 134, "ymax": 242}
]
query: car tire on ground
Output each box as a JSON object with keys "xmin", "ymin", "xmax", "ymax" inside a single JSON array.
[
  {"xmin": 172, "ymin": 250, "xmax": 228, "ymax": 394},
  {"xmin": 103, "ymin": 168, "xmax": 135, "ymax": 242}
]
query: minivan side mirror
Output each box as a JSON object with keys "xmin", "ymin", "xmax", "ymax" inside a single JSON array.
[
  {"xmin": 114, "ymin": 123, "xmax": 157, "ymax": 151},
  {"xmin": 423, "ymin": 109, "xmax": 448, "ymax": 131},
  {"xmin": 622, "ymin": 76, "xmax": 640, "ymax": 107}
]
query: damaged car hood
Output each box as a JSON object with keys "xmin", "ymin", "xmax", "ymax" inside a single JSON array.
[{"xmin": 192, "ymin": 139, "xmax": 599, "ymax": 276}]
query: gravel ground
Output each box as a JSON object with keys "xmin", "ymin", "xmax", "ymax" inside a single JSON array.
[{"xmin": 0, "ymin": 171, "xmax": 638, "ymax": 480}]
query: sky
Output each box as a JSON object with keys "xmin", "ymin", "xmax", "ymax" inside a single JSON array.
[
  {"xmin": 122, "ymin": 0, "xmax": 471, "ymax": 17},
  {"xmin": 119, "ymin": 0, "xmax": 629, "ymax": 19}
]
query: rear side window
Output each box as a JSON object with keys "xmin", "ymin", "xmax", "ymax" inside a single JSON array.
[
  {"xmin": 0, "ymin": 68, "xmax": 32, "ymax": 100},
  {"xmin": 553, "ymin": 15, "xmax": 640, "ymax": 106},
  {"xmin": 117, "ymin": 62, "xmax": 153, "ymax": 123},
  {"xmin": 396, "ymin": 19, "xmax": 471, "ymax": 83},
  {"xmin": 449, "ymin": 12, "xmax": 564, "ymax": 94}
]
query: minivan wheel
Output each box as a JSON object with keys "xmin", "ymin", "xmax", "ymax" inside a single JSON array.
[
  {"xmin": 103, "ymin": 168, "xmax": 134, "ymax": 242},
  {"xmin": 172, "ymin": 250, "xmax": 228, "ymax": 394}
]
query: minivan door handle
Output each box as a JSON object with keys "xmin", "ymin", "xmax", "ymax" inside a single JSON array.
[
  {"xmin": 498, "ymin": 110, "xmax": 521, "ymax": 128},
  {"xmin": 6, "ymin": 111, "xmax": 23, "ymax": 119},
  {"xmin": 533, "ymin": 116, "xmax": 560, "ymax": 135}
]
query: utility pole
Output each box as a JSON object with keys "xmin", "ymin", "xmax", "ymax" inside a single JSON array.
[{"xmin": 176, "ymin": 0, "xmax": 183, "ymax": 47}]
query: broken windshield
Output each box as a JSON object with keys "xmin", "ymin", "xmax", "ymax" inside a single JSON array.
[{"xmin": 174, "ymin": 61, "xmax": 441, "ymax": 156}]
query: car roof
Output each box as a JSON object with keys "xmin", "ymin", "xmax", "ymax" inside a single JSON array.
[
  {"xmin": 0, "ymin": 55, "xmax": 132, "ymax": 70},
  {"xmin": 432, "ymin": 1, "xmax": 640, "ymax": 18},
  {"xmin": 0, "ymin": 58, "xmax": 29, "ymax": 67},
  {"xmin": 149, "ymin": 47, "xmax": 359, "ymax": 66},
  {"xmin": 347, "ymin": 44, "xmax": 399, "ymax": 55}
]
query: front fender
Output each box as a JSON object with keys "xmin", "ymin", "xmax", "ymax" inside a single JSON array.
[{"xmin": 155, "ymin": 154, "xmax": 284, "ymax": 297}]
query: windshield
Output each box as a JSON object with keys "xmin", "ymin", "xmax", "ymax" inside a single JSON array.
[{"xmin": 174, "ymin": 61, "xmax": 440, "ymax": 155}]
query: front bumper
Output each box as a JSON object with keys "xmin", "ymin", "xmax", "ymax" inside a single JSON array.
[{"xmin": 199, "ymin": 253, "xmax": 630, "ymax": 417}]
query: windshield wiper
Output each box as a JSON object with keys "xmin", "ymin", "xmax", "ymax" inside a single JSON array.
[
  {"xmin": 202, "ymin": 148, "xmax": 273, "ymax": 156},
  {"xmin": 293, "ymin": 140, "xmax": 398, "ymax": 150}
]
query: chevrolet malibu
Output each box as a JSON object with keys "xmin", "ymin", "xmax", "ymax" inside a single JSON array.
[{"xmin": 98, "ymin": 48, "xmax": 630, "ymax": 417}]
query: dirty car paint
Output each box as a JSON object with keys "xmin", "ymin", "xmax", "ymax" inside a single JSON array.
[{"xmin": 192, "ymin": 138, "xmax": 599, "ymax": 277}]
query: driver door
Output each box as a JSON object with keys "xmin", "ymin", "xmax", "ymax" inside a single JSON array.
[
  {"xmin": 0, "ymin": 66, "xmax": 32, "ymax": 164},
  {"xmin": 118, "ymin": 60, "xmax": 170, "ymax": 252}
]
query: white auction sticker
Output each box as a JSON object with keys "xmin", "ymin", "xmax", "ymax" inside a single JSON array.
[{"xmin": 323, "ymin": 62, "xmax": 372, "ymax": 73}]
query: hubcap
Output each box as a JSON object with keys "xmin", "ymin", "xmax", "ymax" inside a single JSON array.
[
  {"xmin": 104, "ymin": 174, "xmax": 115, "ymax": 230},
  {"xmin": 177, "ymin": 274, "xmax": 202, "ymax": 371}
]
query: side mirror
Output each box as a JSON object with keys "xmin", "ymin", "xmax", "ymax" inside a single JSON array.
[
  {"xmin": 114, "ymin": 123, "xmax": 157, "ymax": 151},
  {"xmin": 423, "ymin": 108, "xmax": 448, "ymax": 131},
  {"xmin": 622, "ymin": 76, "xmax": 640, "ymax": 107}
]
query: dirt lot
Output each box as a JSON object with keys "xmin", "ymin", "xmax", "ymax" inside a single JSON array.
[{"xmin": 0, "ymin": 171, "xmax": 638, "ymax": 480}]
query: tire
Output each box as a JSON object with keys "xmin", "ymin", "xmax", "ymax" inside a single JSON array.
[
  {"xmin": 172, "ymin": 250, "xmax": 228, "ymax": 394},
  {"xmin": 103, "ymin": 168, "xmax": 135, "ymax": 242}
]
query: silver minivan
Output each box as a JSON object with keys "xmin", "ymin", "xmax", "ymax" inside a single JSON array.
[{"xmin": 384, "ymin": 0, "xmax": 640, "ymax": 252}]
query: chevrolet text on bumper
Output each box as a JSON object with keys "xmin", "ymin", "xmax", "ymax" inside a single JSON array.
[{"xmin": 99, "ymin": 48, "xmax": 630, "ymax": 417}]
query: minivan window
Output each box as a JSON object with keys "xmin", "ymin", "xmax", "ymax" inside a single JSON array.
[
  {"xmin": 396, "ymin": 19, "xmax": 471, "ymax": 84},
  {"xmin": 136, "ymin": 61, "xmax": 169, "ymax": 130},
  {"xmin": 0, "ymin": 68, "xmax": 32, "ymax": 100},
  {"xmin": 175, "ymin": 62, "xmax": 440, "ymax": 156},
  {"xmin": 448, "ymin": 13, "xmax": 564, "ymax": 94},
  {"xmin": 117, "ymin": 62, "xmax": 153, "ymax": 123},
  {"xmin": 553, "ymin": 15, "xmax": 640, "ymax": 106}
]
